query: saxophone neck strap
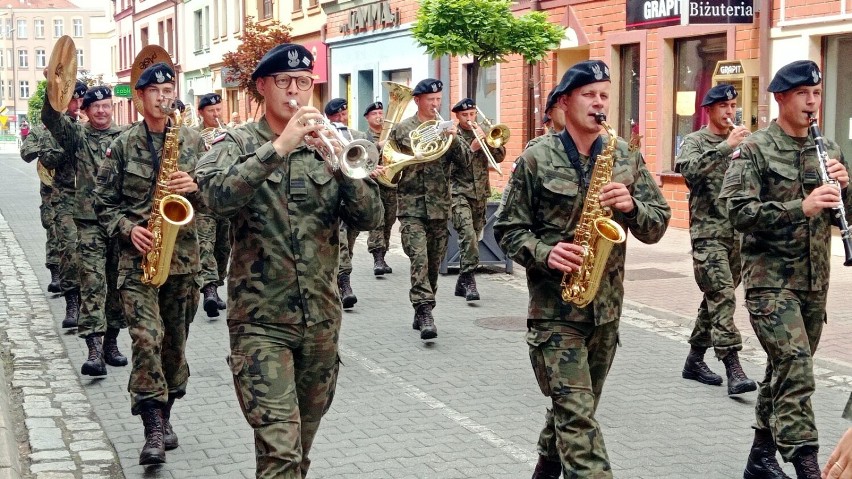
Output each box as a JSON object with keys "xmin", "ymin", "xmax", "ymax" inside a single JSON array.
[
  {"xmin": 143, "ymin": 119, "xmax": 169, "ymax": 178},
  {"xmin": 557, "ymin": 129, "xmax": 603, "ymax": 191}
]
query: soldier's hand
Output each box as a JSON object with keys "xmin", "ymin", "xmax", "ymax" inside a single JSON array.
[
  {"xmin": 827, "ymin": 158, "xmax": 849, "ymax": 190},
  {"xmin": 803, "ymin": 184, "xmax": 842, "ymax": 217},
  {"xmin": 470, "ymin": 137, "xmax": 482, "ymax": 152},
  {"xmin": 273, "ymin": 106, "xmax": 324, "ymax": 157},
  {"xmin": 445, "ymin": 124, "xmax": 458, "ymax": 137},
  {"xmin": 823, "ymin": 427, "xmax": 852, "ymax": 479},
  {"xmin": 547, "ymin": 242, "xmax": 584, "ymax": 273},
  {"xmin": 726, "ymin": 125, "xmax": 751, "ymax": 149},
  {"xmin": 167, "ymin": 171, "xmax": 198, "ymax": 194},
  {"xmin": 369, "ymin": 164, "xmax": 387, "ymax": 179},
  {"xmin": 600, "ymin": 182, "xmax": 636, "ymax": 214},
  {"xmin": 130, "ymin": 226, "xmax": 154, "ymax": 254}
]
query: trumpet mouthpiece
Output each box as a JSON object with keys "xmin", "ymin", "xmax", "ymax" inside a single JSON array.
[{"xmin": 288, "ymin": 100, "xmax": 299, "ymax": 110}]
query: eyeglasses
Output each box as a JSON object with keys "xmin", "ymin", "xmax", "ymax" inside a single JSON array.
[{"xmin": 268, "ymin": 74, "xmax": 314, "ymax": 91}]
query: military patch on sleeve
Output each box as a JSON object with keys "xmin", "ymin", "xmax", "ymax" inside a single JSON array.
[
  {"xmin": 105, "ymin": 147, "xmax": 111, "ymax": 158},
  {"xmin": 731, "ymin": 149, "xmax": 741, "ymax": 160},
  {"xmin": 211, "ymin": 133, "xmax": 228, "ymax": 145},
  {"xmin": 721, "ymin": 169, "xmax": 742, "ymax": 191}
]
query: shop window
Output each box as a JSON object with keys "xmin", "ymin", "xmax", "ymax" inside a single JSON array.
[
  {"xmin": 619, "ymin": 44, "xmax": 641, "ymax": 145},
  {"xmin": 461, "ymin": 63, "xmax": 498, "ymax": 122},
  {"xmin": 673, "ymin": 34, "xmax": 726, "ymax": 159},
  {"xmin": 261, "ymin": 0, "xmax": 273, "ymax": 19}
]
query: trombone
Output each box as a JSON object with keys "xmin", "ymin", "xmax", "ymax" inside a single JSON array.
[
  {"xmin": 475, "ymin": 106, "xmax": 510, "ymax": 149},
  {"xmin": 467, "ymin": 119, "xmax": 504, "ymax": 176}
]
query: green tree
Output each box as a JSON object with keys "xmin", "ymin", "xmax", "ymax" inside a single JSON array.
[
  {"xmin": 222, "ymin": 17, "xmax": 293, "ymax": 107},
  {"xmin": 412, "ymin": 0, "xmax": 563, "ymax": 101},
  {"xmin": 27, "ymin": 80, "xmax": 47, "ymax": 125}
]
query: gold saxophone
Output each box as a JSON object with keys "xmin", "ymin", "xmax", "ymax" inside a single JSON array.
[
  {"xmin": 141, "ymin": 103, "xmax": 196, "ymax": 287},
  {"xmin": 560, "ymin": 114, "xmax": 627, "ymax": 307}
]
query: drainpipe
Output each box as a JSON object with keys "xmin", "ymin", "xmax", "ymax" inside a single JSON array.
[
  {"xmin": 757, "ymin": 0, "xmax": 771, "ymax": 128},
  {"xmin": 530, "ymin": 0, "xmax": 543, "ymax": 140}
]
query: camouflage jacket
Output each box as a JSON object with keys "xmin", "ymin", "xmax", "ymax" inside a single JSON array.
[
  {"xmin": 365, "ymin": 129, "xmax": 382, "ymax": 144},
  {"xmin": 524, "ymin": 130, "xmax": 556, "ymax": 151},
  {"xmin": 20, "ymin": 124, "xmax": 64, "ymax": 169},
  {"xmin": 389, "ymin": 114, "xmax": 469, "ymax": 220},
  {"xmin": 721, "ymin": 120, "xmax": 851, "ymax": 291},
  {"xmin": 34, "ymin": 114, "xmax": 79, "ymax": 192},
  {"xmin": 452, "ymin": 127, "xmax": 506, "ymax": 201},
  {"xmin": 494, "ymin": 133, "xmax": 671, "ymax": 325},
  {"xmin": 675, "ymin": 127, "xmax": 738, "ymax": 241},
  {"xmin": 42, "ymin": 103, "xmax": 128, "ymax": 220},
  {"xmin": 194, "ymin": 117, "xmax": 383, "ymax": 327},
  {"xmin": 94, "ymin": 121, "xmax": 206, "ymax": 280}
]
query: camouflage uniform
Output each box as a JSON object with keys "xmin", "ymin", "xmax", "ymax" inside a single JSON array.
[
  {"xmin": 494, "ymin": 133, "xmax": 670, "ymax": 476},
  {"xmin": 336, "ymin": 127, "xmax": 369, "ymax": 272},
  {"xmin": 195, "ymin": 123, "xmax": 232, "ymax": 292},
  {"xmin": 720, "ymin": 119, "xmax": 851, "ymax": 461},
  {"xmin": 94, "ymin": 121, "xmax": 205, "ymax": 414},
  {"xmin": 20, "ymin": 126, "xmax": 62, "ymax": 272},
  {"xmin": 365, "ymin": 128, "xmax": 398, "ymax": 253},
  {"xmin": 452, "ymin": 127, "xmax": 505, "ymax": 273},
  {"xmin": 675, "ymin": 127, "xmax": 743, "ymax": 357},
  {"xmin": 42, "ymin": 104, "xmax": 128, "ymax": 338},
  {"xmin": 390, "ymin": 115, "xmax": 469, "ymax": 308},
  {"xmin": 195, "ymin": 117, "xmax": 382, "ymax": 478}
]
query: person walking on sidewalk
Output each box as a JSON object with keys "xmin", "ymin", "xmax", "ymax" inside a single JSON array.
[
  {"xmin": 721, "ymin": 60, "xmax": 852, "ymax": 479},
  {"xmin": 95, "ymin": 61, "xmax": 206, "ymax": 465},
  {"xmin": 363, "ymin": 101, "xmax": 397, "ymax": 276},
  {"xmin": 450, "ymin": 98, "xmax": 506, "ymax": 301},
  {"xmin": 675, "ymin": 83, "xmax": 757, "ymax": 396},
  {"xmin": 494, "ymin": 60, "xmax": 670, "ymax": 479},
  {"xmin": 195, "ymin": 43, "xmax": 382, "ymax": 478},
  {"xmin": 42, "ymin": 85, "xmax": 129, "ymax": 377},
  {"xmin": 389, "ymin": 78, "xmax": 469, "ymax": 340}
]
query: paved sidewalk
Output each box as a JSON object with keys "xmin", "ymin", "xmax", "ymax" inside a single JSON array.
[{"xmin": 0, "ymin": 152, "xmax": 850, "ymax": 478}]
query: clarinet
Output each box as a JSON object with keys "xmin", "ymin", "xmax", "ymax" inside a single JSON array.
[{"xmin": 808, "ymin": 113, "xmax": 852, "ymax": 266}]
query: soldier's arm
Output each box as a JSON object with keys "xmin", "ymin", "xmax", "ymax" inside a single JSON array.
[
  {"xmin": 674, "ymin": 134, "xmax": 731, "ymax": 184},
  {"xmin": 494, "ymin": 156, "xmax": 552, "ymax": 269},
  {"xmin": 36, "ymin": 132, "xmax": 68, "ymax": 169},
  {"xmin": 180, "ymin": 130, "xmax": 209, "ymax": 211},
  {"xmin": 338, "ymin": 175, "xmax": 383, "ymax": 232},
  {"xmin": 622, "ymin": 152, "xmax": 671, "ymax": 244},
  {"xmin": 491, "ymin": 145, "xmax": 507, "ymax": 164},
  {"xmin": 20, "ymin": 128, "xmax": 41, "ymax": 163},
  {"xmin": 41, "ymin": 98, "xmax": 80, "ymax": 154},
  {"xmin": 94, "ymin": 140, "xmax": 134, "ymax": 239}
]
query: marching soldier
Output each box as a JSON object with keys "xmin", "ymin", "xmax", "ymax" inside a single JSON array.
[
  {"xmin": 450, "ymin": 98, "xmax": 506, "ymax": 300},
  {"xmin": 363, "ymin": 101, "xmax": 396, "ymax": 275},
  {"xmin": 525, "ymin": 90, "xmax": 565, "ymax": 150},
  {"xmin": 495, "ymin": 61, "xmax": 670, "ymax": 478},
  {"xmin": 95, "ymin": 61, "xmax": 206, "ymax": 465},
  {"xmin": 389, "ymin": 78, "xmax": 469, "ymax": 340},
  {"xmin": 196, "ymin": 92, "xmax": 231, "ymax": 318},
  {"xmin": 42, "ymin": 85, "xmax": 129, "ymax": 377},
  {"xmin": 39, "ymin": 80, "xmax": 89, "ymax": 329},
  {"xmin": 195, "ymin": 43, "xmax": 382, "ymax": 478},
  {"xmin": 676, "ymin": 84, "xmax": 757, "ymax": 396}
]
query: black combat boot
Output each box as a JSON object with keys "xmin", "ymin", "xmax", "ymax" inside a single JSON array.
[
  {"xmin": 682, "ymin": 346, "xmax": 723, "ymax": 385},
  {"xmin": 721, "ymin": 350, "xmax": 757, "ymax": 395},
  {"xmin": 62, "ymin": 289, "xmax": 80, "ymax": 329},
  {"xmin": 338, "ymin": 274, "xmax": 357, "ymax": 309},
  {"xmin": 163, "ymin": 396, "xmax": 178, "ymax": 451},
  {"xmin": 379, "ymin": 249, "xmax": 392, "ymax": 274},
  {"xmin": 455, "ymin": 274, "xmax": 466, "ymax": 298},
  {"xmin": 418, "ymin": 304, "xmax": 437, "ymax": 340},
  {"xmin": 201, "ymin": 283, "xmax": 219, "ymax": 318},
  {"xmin": 103, "ymin": 328, "xmax": 128, "ymax": 367},
  {"xmin": 531, "ymin": 455, "xmax": 562, "ymax": 479},
  {"xmin": 80, "ymin": 334, "xmax": 107, "ymax": 377},
  {"xmin": 214, "ymin": 287, "xmax": 226, "ymax": 310},
  {"xmin": 372, "ymin": 250, "xmax": 386, "ymax": 276},
  {"xmin": 139, "ymin": 406, "xmax": 166, "ymax": 465},
  {"xmin": 47, "ymin": 265, "xmax": 61, "ymax": 293},
  {"xmin": 463, "ymin": 273, "xmax": 480, "ymax": 301},
  {"xmin": 743, "ymin": 429, "xmax": 792, "ymax": 479},
  {"xmin": 791, "ymin": 447, "xmax": 821, "ymax": 479}
]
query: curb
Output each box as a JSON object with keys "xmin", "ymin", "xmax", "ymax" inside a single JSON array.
[{"xmin": 0, "ymin": 355, "xmax": 22, "ymax": 479}]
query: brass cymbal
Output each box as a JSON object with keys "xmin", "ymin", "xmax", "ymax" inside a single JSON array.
[
  {"xmin": 46, "ymin": 36, "xmax": 78, "ymax": 112},
  {"xmin": 130, "ymin": 45, "xmax": 175, "ymax": 115}
]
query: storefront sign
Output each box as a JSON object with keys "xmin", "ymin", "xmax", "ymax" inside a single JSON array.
[
  {"xmin": 339, "ymin": 1, "xmax": 400, "ymax": 35},
  {"xmin": 687, "ymin": 0, "xmax": 754, "ymax": 24},
  {"xmin": 627, "ymin": 0, "xmax": 753, "ymax": 29},
  {"xmin": 113, "ymin": 84, "xmax": 132, "ymax": 98},
  {"xmin": 627, "ymin": 0, "xmax": 682, "ymax": 30}
]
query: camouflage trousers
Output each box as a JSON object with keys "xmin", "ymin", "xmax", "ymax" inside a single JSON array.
[
  {"xmin": 120, "ymin": 273, "xmax": 197, "ymax": 414},
  {"xmin": 366, "ymin": 184, "xmax": 398, "ymax": 253},
  {"xmin": 197, "ymin": 213, "xmax": 231, "ymax": 287},
  {"xmin": 228, "ymin": 319, "xmax": 341, "ymax": 479},
  {"xmin": 746, "ymin": 288, "xmax": 825, "ymax": 461},
  {"xmin": 399, "ymin": 216, "xmax": 449, "ymax": 308},
  {"xmin": 337, "ymin": 223, "xmax": 360, "ymax": 276},
  {"xmin": 75, "ymin": 219, "xmax": 125, "ymax": 338},
  {"xmin": 688, "ymin": 237, "xmax": 743, "ymax": 358},
  {"xmin": 39, "ymin": 184, "xmax": 59, "ymax": 268},
  {"xmin": 527, "ymin": 320, "xmax": 619, "ymax": 478},
  {"xmin": 451, "ymin": 194, "xmax": 486, "ymax": 274},
  {"xmin": 54, "ymin": 190, "xmax": 80, "ymax": 294}
]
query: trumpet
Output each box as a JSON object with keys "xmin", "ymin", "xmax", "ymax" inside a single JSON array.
[
  {"xmin": 289, "ymin": 100, "xmax": 379, "ymax": 179},
  {"xmin": 200, "ymin": 118, "xmax": 226, "ymax": 148},
  {"xmin": 467, "ymin": 120, "xmax": 504, "ymax": 176}
]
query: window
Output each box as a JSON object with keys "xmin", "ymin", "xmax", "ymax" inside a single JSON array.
[
  {"xmin": 35, "ymin": 49, "xmax": 46, "ymax": 68},
  {"xmin": 20, "ymin": 80, "xmax": 30, "ymax": 99},
  {"xmin": 673, "ymin": 34, "xmax": 726, "ymax": 159},
  {"xmin": 619, "ymin": 44, "xmax": 641, "ymax": 146},
  {"xmin": 76, "ymin": 49, "xmax": 83, "ymax": 68},
  {"xmin": 0, "ymin": 80, "xmax": 4, "ymax": 99},
  {"xmin": 157, "ymin": 21, "xmax": 164, "ymax": 47},
  {"xmin": 53, "ymin": 18, "xmax": 63, "ymax": 37},
  {"xmin": 310, "ymin": 0, "xmax": 319, "ymax": 7},
  {"xmin": 461, "ymin": 63, "xmax": 498, "ymax": 121},
  {"xmin": 293, "ymin": 0, "xmax": 302, "ymax": 11},
  {"xmin": 0, "ymin": 50, "xmax": 4, "ymax": 68},
  {"xmin": 262, "ymin": 0, "xmax": 273, "ymax": 19},
  {"xmin": 141, "ymin": 26, "xmax": 148, "ymax": 47},
  {"xmin": 204, "ymin": 6, "xmax": 210, "ymax": 48},
  {"xmin": 193, "ymin": 10, "xmax": 203, "ymax": 51},
  {"xmin": 16, "ymin": 19, "xmax": 26, "ymax": 39},
  {"xmin": 18, "ymin": 49, "xmax": 27, "ymax": 68},
  {"xmin": 73, "ymin": 19, "xmax": 82, "ymax": 37},
  {"xmin": 233, "ymin": 0, "xmax": 241, "ymax": 33},
  {"xmin": 34, "ymin": 19, "xmax": 44, "ymax": 38},
  {"xmin": 3, "ymin": 19, "xmax": 10, "ymax": 39},
  {"xmin": 219, "ymin": 0, "xmax": 226, "ymax": 37},
  {"xmin": 166, "ymin": 19, "xmax": 173, "ymax": 54},
  {"xmin": 212, "ymin": 0, "xmax": 219, "ymax": 38}
]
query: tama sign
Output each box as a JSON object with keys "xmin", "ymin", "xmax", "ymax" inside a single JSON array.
[
  {"xmin": 339, "ymin": 1, "xmax": 400, "ymax": 34},
  {"xmin": 627, "ymin": 0, "xmax": 754, "ymax": 29}
]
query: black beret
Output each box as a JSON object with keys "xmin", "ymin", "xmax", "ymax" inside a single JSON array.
[
  {"xmin": 324, "ymin": 98, "xmax": 347, "ymax": 116},
  {"xmin": 701, "ymin": 84, "xmax": 738, "ymax": 107},
  {"xmin": 252, "ymin": 43, "xmax": 314, "ymax": 81},
  {"xmin": 81, "ymin": 86, "xmax": 112, "ymax": 110},
  {"xmin": 412, "ymin": 78, "xmax": 443, "ymax": 96},
  {"xmin": 550, "ymin": 60, "xmax": 611, "ymax": 102},
  {"xmin": 542, "ymin": 113, "xmax": 551, "ymax": 124},
  {"xmin": 73, "ymin": 81, "xmax": 88, "ymax": 99},
  {"xmin": 135, "ymin": 62, "xmax": 175, "ymax": 89},
  {"xmin": 544, "ymin": 89, "xmax": 558, "ymax": 114},
  {"xmin": 768, "ymin": 60, "xmax": 821, "ymax": 93},
  {"xmin": 363, "ymin": 101, "xmax": 383, "ymax": 117},
  {"xmin": 451, "ymin": 98, "xmax": 476, "ymax": 113},
  {"xmin": 198, "ymin": 93, "xmax": 222, "ymax": 110}
]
